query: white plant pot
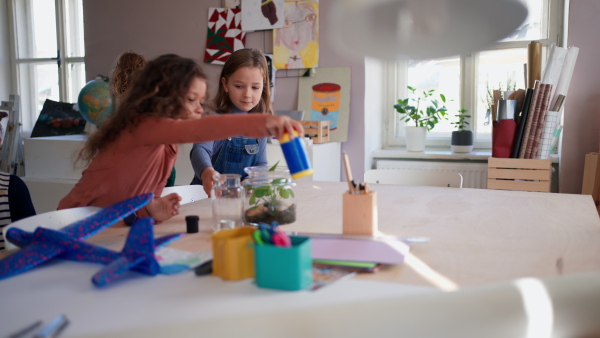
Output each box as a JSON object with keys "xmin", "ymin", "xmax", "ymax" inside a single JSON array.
[
  {"xmin": 451, "ymin": 144, "xmax": 474, "ymax": 153},
  {"xmin": 405, "ymin": 126, "xmax": 427, "ymax": 152}
]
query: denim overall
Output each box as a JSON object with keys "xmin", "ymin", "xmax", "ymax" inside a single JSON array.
[
  {"xmin": 213, "ymin": 137, "xmax": 261, "ymax": 180},
  {"xmin": 191, "ymin": 136, "xmax": 262, "ymax": 186}
]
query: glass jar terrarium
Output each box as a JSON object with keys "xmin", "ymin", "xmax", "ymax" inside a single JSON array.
[{"xmin": 243, "ymin": 166, "xmax": 296, "ymax": 225}]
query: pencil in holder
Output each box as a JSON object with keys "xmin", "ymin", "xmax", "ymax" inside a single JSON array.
[
  {"xmin": 254, "ymin": 236, "xmax": 313, "ymax": 291},
  {"xmin": 212, "ymin": 227, "xmax": 255, "ymax": 280},
  {"xmin": 342, "ymin": 191, "xmax": 378, "ymax": 236}
]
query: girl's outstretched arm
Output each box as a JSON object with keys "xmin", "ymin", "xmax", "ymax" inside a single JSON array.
[{"xmin": 133, "ymin": 114, "xmax": 305, "ymax": 145}]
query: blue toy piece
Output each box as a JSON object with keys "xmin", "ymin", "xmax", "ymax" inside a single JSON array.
[
  {"xmin": 279, "ymin": 131, "xmax": 314, "ymax": 179},
  {"xmin": 0, "ymin": 193, "xmax": 184, "ymax": 287}
]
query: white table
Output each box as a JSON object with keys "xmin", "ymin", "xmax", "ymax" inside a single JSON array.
[{"xmin": 2, "ymin": 181, "xmax": 600, "ymax": 337}]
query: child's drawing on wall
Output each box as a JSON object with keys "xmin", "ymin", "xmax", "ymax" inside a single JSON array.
[
  {"xmin": 241, "ymin": 0, "xmax": 285, "ymax": 32},
  {"xmin": 273, "ymin": 0, "xmax": 318, "ymax": 69},
  {"xmin": 224, "ymin": 0, "xmax": 241, "ymax": 9}
]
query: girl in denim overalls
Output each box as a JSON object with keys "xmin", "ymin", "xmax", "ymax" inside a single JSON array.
[{"xmin": 190, "ymin": 49, "xmax": 273, "ymax": 196}]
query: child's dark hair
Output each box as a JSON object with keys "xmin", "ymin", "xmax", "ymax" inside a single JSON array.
[
  {"xmin": 78, "ymin": 54, "xmax": 209, "ymax": 164},
  {"xmin": 110, "ymin": 51, "xmax": 147, "ymax": 97},
  {"xmin": 213, "ymin": 48, "xmax": 273, "ymax": 115}
]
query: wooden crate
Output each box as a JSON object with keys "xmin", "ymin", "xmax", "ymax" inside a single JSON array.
[
  {"xmin": 487, "ymin": 157, "xmax": 552, "ymax": 192},
  {"xmin": 581, "ymin": 152, "xmax": 600, "ymax": 214},
  {"xmin": 299, "ymin": 121, "xmax": 330, "ymax": 144}
]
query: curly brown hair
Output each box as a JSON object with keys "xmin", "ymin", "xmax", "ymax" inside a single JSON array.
[
  {"xmin": 213, "ymin": 48, "xmax": 273, "ymax": 115},
  {"xmin": 78, "ymin": 54, "xmax": 209, "ymax": 165},
  {"xmin": 110, "ymin": 51, "xmax": 147, "ymax": 97}
]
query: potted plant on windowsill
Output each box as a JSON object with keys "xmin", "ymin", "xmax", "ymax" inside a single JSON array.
[
  {"xmin": 394, "ymin": 86, "xmax": 448, "ymax": 152},
  {"xmin": 450, "ymin": 108, "xmax": 473, "ymax": 153}
]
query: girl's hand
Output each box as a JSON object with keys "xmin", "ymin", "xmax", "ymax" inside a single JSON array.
[
  {"xmin": 265, "ymin": 115, "xmax": 305, "ymax": 140},
  {"xmin": 201, "ymin": 167, "xmax": 219, "ymax": 197},
  {"xmin": 146, "ymin": 193, "xmax": 182, "ymax": 222}
]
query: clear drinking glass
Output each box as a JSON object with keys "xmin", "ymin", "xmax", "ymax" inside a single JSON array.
[{"xmin": 211, "ymin": 174, "xmax": 244, "ymax": 231}]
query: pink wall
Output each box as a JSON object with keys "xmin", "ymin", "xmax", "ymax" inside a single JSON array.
[
  {"xmin": 83, "ymin": 0, "xmax": 365, "ymax": 181},
  {"xmin": 562, "ymin": 0, "xmax": 600, "ymax": 193}
]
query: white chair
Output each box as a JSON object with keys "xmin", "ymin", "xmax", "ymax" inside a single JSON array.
[
  {"xmin": 161, "ymin": 185, "xmax": 208, "ymax": 205},
  {"xmin": 2, "ymin": 206, "xmax": 102, "ymax": 251},
  {"xmin": 364, "ymin": 169, "xmax": 463, "ymax": 188}
]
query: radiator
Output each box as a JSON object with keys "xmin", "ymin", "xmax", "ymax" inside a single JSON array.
[{"xmin": 376, "ymin": 160, "xmax": 488, "ymax": 189}]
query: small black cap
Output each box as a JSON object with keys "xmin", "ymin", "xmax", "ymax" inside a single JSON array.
[
  {"xmin": 194, "ymin": 260, "xmax": 213, "ymax": 276},
  {"xmin": 185, "ymin": 215, "xmax": 200, "ymax": 233}
]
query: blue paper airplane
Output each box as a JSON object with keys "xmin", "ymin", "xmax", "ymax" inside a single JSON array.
[{"xmin": 0, "ymin": 193, "xmax": 184, "ymax": 287}]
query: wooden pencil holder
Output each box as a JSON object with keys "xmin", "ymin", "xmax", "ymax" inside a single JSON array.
[{"xmin": 342, "ymin": 191, "xmax": 378, "ymax": 236}]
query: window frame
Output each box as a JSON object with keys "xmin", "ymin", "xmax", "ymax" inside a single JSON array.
[
  {"xmin": 7, "ymin": 0, "xmax": 86, "ymax": 132},
  {"xmin": 382, "ymin": 0, "xmax": 564, "ymax": 151}
]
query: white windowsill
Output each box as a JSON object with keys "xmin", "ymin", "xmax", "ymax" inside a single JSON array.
[{"xmin": 372, "ymin": 148, "xmax": 560, "ymax": 163}]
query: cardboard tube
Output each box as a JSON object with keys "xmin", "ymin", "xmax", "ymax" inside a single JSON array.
[{"xmin": 528, "ymin": 41, "xmax": 542, "ymax": 88}]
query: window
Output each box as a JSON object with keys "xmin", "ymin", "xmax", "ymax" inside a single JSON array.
[
  {"xmin": 383, "ymin": 0, "xmax": 564, "ymax": 150},
  {"xmin": 8, "ymin": 0, "xmax": 86, "ymax": 132}
]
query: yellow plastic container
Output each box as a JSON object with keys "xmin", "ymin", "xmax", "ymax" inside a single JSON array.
[{"xmin": 212, "ymin": 227, "xmax": 255, "ymax": 280}]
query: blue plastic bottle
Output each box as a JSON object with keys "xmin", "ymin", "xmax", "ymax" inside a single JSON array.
[{"xmin": 279, "ymin": 131, "xmax": 314, "ymax": 179}]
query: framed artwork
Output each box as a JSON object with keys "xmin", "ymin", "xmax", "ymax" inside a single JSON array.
[
  {"xmin": 298, "ymin": 67, "xmax": 351, "ymax": 142},
  {"xmin": 273, "ymin": 0, "xmax": 319, "ymax": 70},
  {"xmin": 241, "ymin": 0, "xmax": 285, "ymax": 32},
  {"xmin": 204, "ymin": 7, "xmax": 246, "ymax": 65}
]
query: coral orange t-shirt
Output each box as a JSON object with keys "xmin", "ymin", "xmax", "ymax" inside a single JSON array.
[{"xmin": 58, "ymin": 114, "xmax": 270, "ymax": 218}]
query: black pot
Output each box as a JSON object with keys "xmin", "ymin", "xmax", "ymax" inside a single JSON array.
[{"xmin": 451, "ymin": 130, "xmax": 473, "ymax": 146}]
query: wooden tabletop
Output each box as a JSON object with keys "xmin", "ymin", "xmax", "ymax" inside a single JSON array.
[{"xmin": 90, "ymin": 180, "xmax": 600, "ymax": 289}]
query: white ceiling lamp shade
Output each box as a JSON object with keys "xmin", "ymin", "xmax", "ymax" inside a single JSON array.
[{"xmin": 330, "ymin": 0, "xmax": 528, "ymax": 60}]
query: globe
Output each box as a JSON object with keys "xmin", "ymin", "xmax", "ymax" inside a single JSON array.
[{"xmin": 77, "ymin": 77, "xmax": 114, "ymax": 126}]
